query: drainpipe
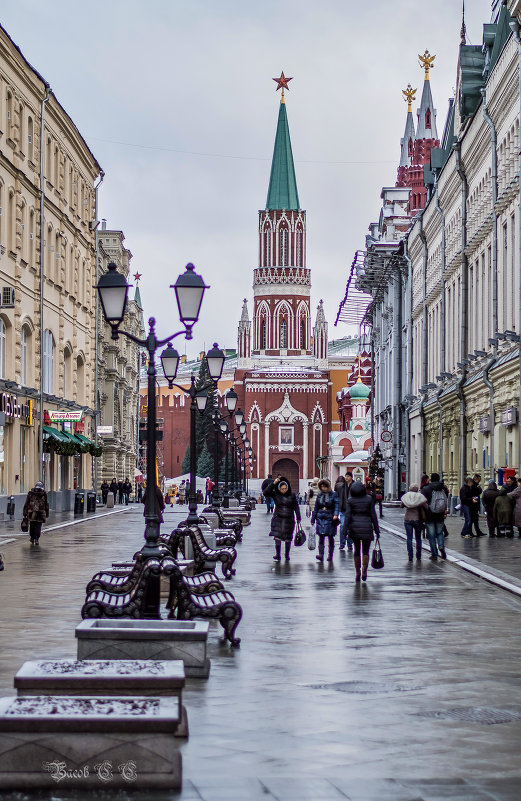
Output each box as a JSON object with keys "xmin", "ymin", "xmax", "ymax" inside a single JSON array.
[
  {"xmin": 418, "ymin": 216, "xmax": 428, "ymax": 475},
  {"xmin": 39, "ymin": 82, "xmax": 51, "ymax": 485},
  {"xmin": 392, "ymin": 258, "xmax": 402, "ymax": 497},
  {"xmin": 93, "ymin": 170, "xmax": 105, "ymax": 494},
  {"xmin": 509, "ymin": 20, "xmax": 521, "ymax": 473},
  {"xmin": 434, "ymin": 184, "xmax": 446, "ymax": 476},
  {"xmin": 404, "ymin": 248, "xmax": 413, "ymax": 485},
  {"xmin": 454, "ymin": 142, "xmax": 469, "ymax": 487},
  {"xmin": 481, "ymin": 87, "xmax": 499, "ymax": 478}
]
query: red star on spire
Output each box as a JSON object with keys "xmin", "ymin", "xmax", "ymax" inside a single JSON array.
[
  {"xmin": 273, "ymin": 71, "xmax": 293, "ymax": 92},
  {"xmin": 133, "ymin": 272, "xmax": 142, "ymax": 285}
]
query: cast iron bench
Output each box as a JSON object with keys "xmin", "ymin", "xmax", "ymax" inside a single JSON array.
[
  {"xmin": 81, "ymin": 558, "xmax": 162, "ymax": 618},
  {"xmin": 162, "ymin": 557, "xmax": 242, "ymax": 647},
  {"xmin": 169, "ymin": 525, "xmax": 237, "ymax": 579},
  {"xmin": 201, "ymin": 507, "xmax": 243, "ymax": 541},
  {"xmin": 198, "ymin": 518, "xmax": 238, "ymax": 547}
]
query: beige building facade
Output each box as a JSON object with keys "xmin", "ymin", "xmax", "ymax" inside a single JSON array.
[
  {"xmin": 0, "ymin": 25, "xmax": 101, "ymax": 514},
  {"xmin": 97, "ymin": 223, "xmax": 144, "ymax": 491}
]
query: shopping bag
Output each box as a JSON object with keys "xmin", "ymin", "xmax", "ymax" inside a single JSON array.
[{"xmin": 307, "ymin": 525, "xmax": 316, "ymax": 550}]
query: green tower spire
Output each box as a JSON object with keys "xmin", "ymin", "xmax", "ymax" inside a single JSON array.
[{"xmin": 266, "ymin": 98, "xmax": 300, "ymax": 211}]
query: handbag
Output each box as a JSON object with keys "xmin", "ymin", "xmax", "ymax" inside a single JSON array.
[
  {"xmin": 371, "ymin": 536, "xmax": 384, "ymax": 569},
  {"xmin": 331, "ymin": 516, "xmax": 340, "ymax": 527},
  {"xmin": 294, "ymin": 522, "xmax": 307, "ymax": 547},
  {"xmin": 307, "ymin": 525, "xmax": 316, "ymax": 550},
  {"xmin": 0, "ymin": 552, "xmax": 4, "ymax": 571},
  {"xmin": 21, "ymin": 517, "xmax": 29, "ymax": 533}
]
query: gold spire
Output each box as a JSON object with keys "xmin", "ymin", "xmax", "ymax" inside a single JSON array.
[
  {"xmin": 356, "ymin": 354, "xmax": 362, "ymax": 383},
  {"xmin": 402, "ymin": 84, "xmax": 417, "ymax": 113},
  {"xmin": 419, "ymin": 49, "xmax": 436, "ymax": 81}
]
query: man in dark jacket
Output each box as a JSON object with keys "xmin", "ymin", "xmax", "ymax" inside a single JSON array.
[
  {"xmin": 342, "ymin": 481, "xmax": 380, "ymax": 581},
  {"xmin": 459, "ymin": 477, "xmax": 474, "ymax": 538},
  {"xmin": 470, "ymin": 473, "xmax": 485, "ymax": 536},
  {"xmin": 335, "ymin": 472, "xmax": 353, "ymax": 552},
  {"xmin": 263, "ymin": 475, "xmax": 301, "ymax": 562},
  {"xmin": 421, "ymin": 473, "xmax": 449, "ymax": 560},
  {"xmin": 482, "ymin": 480, "xmax": 500, "ymax": 537}
]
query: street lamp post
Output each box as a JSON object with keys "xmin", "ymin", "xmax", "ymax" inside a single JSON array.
[
  {"xmin": 166, "ymin": 344, "xmax": 225, "ymax": 525},
  {"xmin": 96, "ymin": 261, "xmax": 208, "ymax": 574}
]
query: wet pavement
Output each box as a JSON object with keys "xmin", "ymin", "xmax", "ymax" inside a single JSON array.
[{"xmin": 0, "ymin": 505, "xmax": 521, "ymax": 800}]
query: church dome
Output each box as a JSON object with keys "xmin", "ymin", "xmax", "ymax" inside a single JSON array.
[{"xmin": 349, "ymin": 380, "xmax": 370, "ymax": 400}]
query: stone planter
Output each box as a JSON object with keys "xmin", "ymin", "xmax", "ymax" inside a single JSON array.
[
  {"xmin": 0, "ymin": 695, "xmax": 182, "ymax": 790},
  {"xmin": 14, "ymin": 659, "xmax": 188, "ymax": 737},
  {"xmin": 75, "ymin": 619, "xmax": 210, "ymax": 678}
]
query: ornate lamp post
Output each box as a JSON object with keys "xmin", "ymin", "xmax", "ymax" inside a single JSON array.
[
  {"xmin": 165, "ymin": 344, "xmax": 225, "ymax": 525},
  {"xmin": 96, "ymin": 261, "xmax": 208, "ymax": 571}
]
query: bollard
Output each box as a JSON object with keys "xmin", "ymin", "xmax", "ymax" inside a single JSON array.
[{"xmin": 6, "ymin": 496, "xmax": 15, "ymax": 520}]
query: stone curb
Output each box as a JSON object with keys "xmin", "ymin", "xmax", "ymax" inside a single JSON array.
[{"xmin": 381, "ymin": 521, "xmax": 521, "ymax": 598}]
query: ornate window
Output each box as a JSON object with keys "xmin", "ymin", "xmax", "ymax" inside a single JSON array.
[
  {"xmin": 21, "ymin": 326, "xmax": 27, "ymax": 385},
  {"xmin": 280, "ymin": 319, "xmax": 287, "ymax": 348},
  {"xmin": 300, "ymin": 318, "xmax": 306, "ymax": 349},
  {"xmin": 279, "ymin": 227, "xmax": 288, "ymax": 266},
  {"xmin": 425, "ymin": 108, "xmax": 431, "ymax": 129},
  {"xmin": 264, "ymin": 227, "xmax": 271, "ymax": 267},
  {"xmin": 261, "ymin": 319, "xmax": 267, "ymax": 349},
  {"xmin": 296, "ymin": 228, "xmax": 303, "ymax": 267},
  {"xmin": 42, "ymin": 329, "xmax": 54, "ymax": 393}
]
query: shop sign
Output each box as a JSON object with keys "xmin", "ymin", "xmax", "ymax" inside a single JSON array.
[
  {"xmin": 48, "ymin": 410, "xmax": 84, "ymax": 422},
  {"xmin": 479, "ymin": 415, "xmax": 492, "ymax": 433},
  {"xmin": 0, "ymin": 392, "xmax": 22, "ymax": 420},
  {"xmin": 97, "ymin": 426, "xmax": 113, "ymax": 435},
  {"xmin": 501, "ymin": 407, "xmax": 518, "ymax": 427}
]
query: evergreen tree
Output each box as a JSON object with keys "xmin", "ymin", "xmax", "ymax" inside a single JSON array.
[
  {"xmin": 181, "ymin": 445, "xmax": 190, "ymax": 475},
  {"xmin": 197, "ymin": 442, "xmax": 214, "ymax": 478}
]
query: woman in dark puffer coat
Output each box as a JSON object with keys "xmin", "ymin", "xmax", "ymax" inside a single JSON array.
[
  {"xmin": 311, "ymin": 478, "xmax": 340, "ymax": 562},
  {"xmin": 342, "ymin": 481, "xmax": 380, "ymax": 582},
  {"xmin": 263, "ymin": 475, "xmax": 301, "ymax": 561}
]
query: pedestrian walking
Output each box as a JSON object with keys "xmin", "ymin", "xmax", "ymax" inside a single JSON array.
[
  {"xmin": 22, "ymin": 481, "xmax": 49, "ymax": 544},
  {"xmin": 507, "ymin": 477, "xmax": 521, "ymax": 537},
  {"xmin": 311, "ymin": 478, "xmax": 340, "ymax": 562},
  {"xmin": 421, "ymin": 472, "xmax": 449, "ymax": 560},
  {"xmin": 459, "ymin": 477, "xmax": 475, "ymax": 538},
  {"xmin": 307, "ymin": 477, "xmax": 320, "ymax": 516},
  {"xmin": 117, "ymin": 480, "xmax": 124, "ymax": 505},
  {"xmin": 263, "ymin": 475, "xmax": 301, "ymax": 562},
  {"xmin": 136, "ymin": 483, "xmax": 143, "ymax": 503},
  {"xmin": 342, "ymin": 481, "xmax": 380, "ymax": 581},
  {"xmin": 470, "ymin": 474, "xmax": 485, "ymax": 536},
  {"xmin": 178, "ymin": 481, "xmax": 186, "ymax": 506},
  {"xmin": 261, "ymin": 476, "xmax": 275, "ymax": 514},
  {"xmin": 493, "ymin": 486, "xmax": 514, "ymax": 537},
  {"xmin": 420, "ymin": 473, "xmax": 429, "ymax": 489},
  {"xmin": 374, "ymin": 476, "xmax": 384, "ymax": 518},
  {"xmin": 401, "ymin": 483, "xmax": 428, "ymax": 562},
  {"xmin": 100, "ymin": 480, "xmax": 109, "ymax": 505},
  {"xmin": 482, "ymin": 480, "xmax": 500, "ymax": 537},
  {"xmin": 123, "ymin": 478, "xmax": 132, "ymax": 505},
  {"xmin": 205, "ymin": 477, "xmax": 214, "ymax": 504},
  {"xmin": 109, "ymin": 477, "xmax": 118, "ymax": 503},
  {"xmin": 335, "ymin": 473, "xmax": 354, "ymax": 552}
]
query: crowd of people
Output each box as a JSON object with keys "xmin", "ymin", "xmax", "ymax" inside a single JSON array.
[
  {"xmin": 459, "ymin": 473, "xmax": 521, "ymax": 538},
  {"xmin": 261, "ymin": 473, "xmax": 382, "ymax": 582}
]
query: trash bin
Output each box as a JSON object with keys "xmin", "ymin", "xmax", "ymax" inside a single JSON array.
[
  {"xmin": 74, "ymin": 492, "xmax": 84, "ymax": 514},
  {"xmin": 106, "ymin": 492, "xmax": 115, "ymax": 509},
  {"xmin": 223, "ymin": 495, "xmax": 230, "ymax": 508},
  {"xmin": 87, "ymin": 491, "xmax": 96, "ymax": 513}
]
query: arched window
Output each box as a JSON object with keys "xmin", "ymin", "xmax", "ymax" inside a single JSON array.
[
  {"xmin": 7, "ymin": 190, "xmax": 14, "ymax": 253},
  {"xmin": 280, "ymin": 319, "xmax": 287, "ymax": 348},
  {"xmin": 425, "ymin": 108, "xmax": 431, "ymax": 129},
  {"xmin": 6, "ymin": 92, "xmax": 13, "ymax": 138},
  {"xmin": 64, "ymin": 347, "xmax": 72, "ymax": 399},
  {"xmin": 54, "ymin": 145, "xmax": 59, "ymax": 189},
  {"xmin": 279, "ymin": 227, "xmax": 288, "ymax": 266},
  {"xmin": 408, "ymin": 137, "xmax": 413, "ymax": 156},
  {"xmin": 300, "ymin": 317, "xmax": 306, "ymax": 349},
  {"xmin": 296, "ymin": 228, "xmax": 303, "ymax": 267},
  {"xmin": 46, "ymin": 137, "xmax": 52, "ymax": 182},
  {"xmin": 21, "ymin": 326, "xmax": 27, "ymax": 384},
  {"xmin": 0, "ymin": 319, "xmax": 6, "ymax": 379},
  {"xmin": 77, "ymin": 355, "xmax": 85, "ymax": 401},
  {"xmin": 261, "ymin": 319, "xmax": 267, "ymax": 349},
  {"xmin": 42, "ymin": 329, "xmax": 54, "ymax": 393},
  {"xmin": 264, "ymin": 228, "xmax": 271, "ymax": 267}
]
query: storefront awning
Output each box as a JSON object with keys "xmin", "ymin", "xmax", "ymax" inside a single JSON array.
[
  {"xmin": 42, "ymin": 425, "xmax": 69, "ymax": 443},
  {"xmin": 61, "ymin": 431, "xmax": 87, "ymax": 447},
  {"xmin": 74, "ymin": 432, "xmax": 94, "ymax": 447}
]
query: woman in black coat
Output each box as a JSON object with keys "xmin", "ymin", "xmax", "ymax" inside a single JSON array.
[
  {"xmin": 342, "ymin": 481, "xmax": 380, "ymax": 582},
  {"xmin": 311, "ymin": 478, "xmax": 340, "ymax": 562},
  {"xmin": 263, "ymin": 475, "xmax": 301, "ymax": 562}
]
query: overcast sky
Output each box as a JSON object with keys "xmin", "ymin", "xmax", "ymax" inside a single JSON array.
[{"xmin": 2, "ymin": 0, "xmax": 492, "ymax": 357}]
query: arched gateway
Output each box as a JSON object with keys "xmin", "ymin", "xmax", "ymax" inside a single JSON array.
[{"xmin": 272, "ymin": 458, "xmax": 299, "ymax": 491}]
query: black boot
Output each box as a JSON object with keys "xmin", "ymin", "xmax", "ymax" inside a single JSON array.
[
  {"xmin": 285, "ymin": 542, "xmax": 291, "ymax": 561},
  {"xmin": 273, "ymin": 541, "xmax": 281, "ymax": 561},
  {"xmin": 327, "ymin": 538, "xmax": 334, "ymax": 561}
]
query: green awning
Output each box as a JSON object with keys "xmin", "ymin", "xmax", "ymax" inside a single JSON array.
[
  {"xmin": 42, "ymin": 425, "xmax": 69, "ymax": 443},
  {"xmin": 61, "ymin": 431, "xmax": 86, "ymax": 447},
  {"xmin": 75, "ymin": 433, "xmax": 94, "ymax": 446}
]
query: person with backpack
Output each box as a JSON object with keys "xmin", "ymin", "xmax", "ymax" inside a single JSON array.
[{"xmin": 421, "ymin": 472, "xmax": 449, "ymax": 560}]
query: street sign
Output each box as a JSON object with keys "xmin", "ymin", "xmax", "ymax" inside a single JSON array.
[
  {"xmin": 380, "ymin": 430, "xmax": 392, "ymax": 443},
  {"xmin": 48, "ymin": 410, "xmax": 84, "ymax": 422},
  {"xmin": 97, "ymin": 426, "xmax": 113, "ymax": 435}
]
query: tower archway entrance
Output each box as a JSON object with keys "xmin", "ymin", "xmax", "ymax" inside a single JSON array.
[{"xmin": 272, "ymin": 458, "xmax": 299, "ymax": 492}]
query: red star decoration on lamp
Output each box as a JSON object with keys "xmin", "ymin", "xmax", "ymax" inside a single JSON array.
[
  {"xmin": 133, "ymin": 272, "xmax": 142, "ymax": 284},
  {"xmin": 273, "ymin": 71, "xmax": 293, "ymax": 92}
]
